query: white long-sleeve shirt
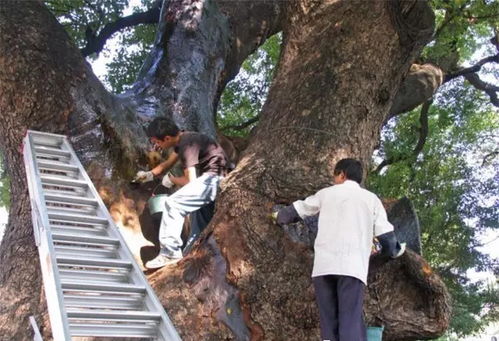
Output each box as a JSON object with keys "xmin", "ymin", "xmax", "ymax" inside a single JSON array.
[{"xmin": 293, "ymin": 180, "xmax": 394, "ymax": 284}]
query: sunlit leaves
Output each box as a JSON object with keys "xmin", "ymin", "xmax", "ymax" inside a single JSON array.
[
  {"xmin": 45, "ymin": 0, "xmax": 130, "ymax": 53},
  {"xmin": 105, "ymin": 24, "xmax": 155, "ymax": 93},
  {"xmin": 217, "ymin": 34, "xmax": 281, "ymax": 137},
  {"xmin": 426, "ymin": 0, "xmax": 498, "ymax": 68}
]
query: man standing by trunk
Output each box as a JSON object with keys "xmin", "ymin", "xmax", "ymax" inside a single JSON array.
[
  {"xmin": 135, "ymin": 117, "xmax": 228, "ymax": 269},
  {"xmin": 275, "ymin": 158, "xmax": 405, "ymax": 341}
]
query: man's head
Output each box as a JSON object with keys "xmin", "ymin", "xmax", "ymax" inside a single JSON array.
[
  {"xmin": 333, "ymin": 158, "xmax": 363, "ymax": 184},
  {"xmin": 146, "ymin": 117, "xmax": 180, "ymax": 149}
]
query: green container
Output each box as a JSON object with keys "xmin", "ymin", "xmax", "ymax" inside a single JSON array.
[
  {"xmin": 367, "ymin": 326, "xmax": 384, "ymax": 341},
  {"xmin": 148, "ymin": 194, "xmax": 169, "ymax": 215}
]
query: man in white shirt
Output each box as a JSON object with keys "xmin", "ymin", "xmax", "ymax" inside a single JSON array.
[{"xmin": 275, "ymin": 158, "xmax": 405, "ymax": 341}]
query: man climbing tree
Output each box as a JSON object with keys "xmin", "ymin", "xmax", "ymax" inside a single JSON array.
[{"xmin": 136, "ymin": 117, "xmax": 229, "ymax": 269}]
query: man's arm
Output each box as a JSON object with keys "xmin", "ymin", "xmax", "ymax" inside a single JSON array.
[
  {"xmin": 151, "ymin": 151, "xmax": 178, "ymax": 176},
  {"xmin": 373, "ymin": 198, "xmax": 406, "ymax": 258},
  {"xmin": 170, "ymin": 166, "xmax": 196, "ymax": 187},
  {"xmin": 293, "ymin": 193, "xmax": 321, "ymax": 219},
  {"xmin": 275, "ymin": 193, "xmax": 321, "ymax": 226}
]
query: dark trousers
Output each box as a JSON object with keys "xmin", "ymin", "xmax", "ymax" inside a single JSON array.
[{"xmin": 312, "ymin": 275, "xmax": 367, "ymax": 341}]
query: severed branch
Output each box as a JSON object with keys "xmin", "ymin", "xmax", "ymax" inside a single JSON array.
[
  {"xmin": 375, "ymin": 100, "xmax": 431, "ymax": 174},
  {"xmin": 391, "ymin": 51, "xmax": 498, "ymax": 118},
  {"xmin": 80, "ymin": 0, "xmax": 161, "ymax": 57}
]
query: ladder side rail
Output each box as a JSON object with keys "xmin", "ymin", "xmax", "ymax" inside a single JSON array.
[
  {"xmin": 60, "ymin": 137, "xmax": 182, "ymax": 341},
  {"xmin": 24, "ymin": 133, "xmax": 72, "ymax": 341},
  {"xmin": 29, "ymin": 316, "xmax": 44, "ymax": 341}
]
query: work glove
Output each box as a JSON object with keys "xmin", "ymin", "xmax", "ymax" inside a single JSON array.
[
  {"xmin": 377, "ymin": 231, "xmax": 407, "ymax": 258},
  {"xmin": 134, "ymin": 170, "xmax": 154, "ymax": 183},
  {"xmin": 393, "ymin": 242, "xmax": 406, "ymax": 258},
  {"xmin": 274, "ymin": 205, "xmax": 300, "ymax": 226},
  {"xmin": 161, "ymin": 172, "xmax": 174, "ymax": 188}
]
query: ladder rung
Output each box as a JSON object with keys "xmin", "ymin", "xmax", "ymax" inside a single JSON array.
[
  {"xmin": 60, "ymin": 269, "xmax": 129, "ymax": 284},
  {"xmin": 44, "ymin": 193, "xmax": 97, "ymax": 206},
  {"xmin": 35, "ymin": 153, "xmax": 68, "ymax": 162},
  {"xmin": 52, "ymin": 232, "xmax": 118, "ymax": 246},
  {"xmin": 50, "ymin": 219, "xmax": 107, "ymax": 229},
  {"xmin": 39, "ymin": 169, "xmax": 77, "ymax": 179},
  {"xmin": 62, "ymin": 281, "xmax": 146, "ymax": 294},
  {"xmin": 69, "ymin": 322, "xmax": 158, "ymax": 338},
  {"xmin": 40, "ymin": 175, "xmax": 87, "ymax": 188},
  {"xmin": 67, "ymin": 310, "xmax": 160, "ymax": 321},
  {"xmin": 34, "ymin": 146, "xmax": 71, "ymax": 158},
  {"xmin": 47, "ymin": 206, "xmax": 96, "ymax": 217},
  {"xmin": 48, "ymin": 212, "xmax": 108, "ymax": 225},
  {"xmin": 51, "ymin": 226, "xmax": 107, "ymax": 237},
  {"xmin": 64, "ymin": 294, "xmax": 144, "ymax": 310},
  {"xmin": 57, "ymin": 256, "xmax": 132, "ymax": 269},
  {"xmin": 37, "ymin": 160, "xmax": 78, "ymax": 172},
  {"xmin": 30, "ymin": 134, "xmax": 63, "ymax": 147},
  {"xmin": 55, "ymin": 245, "xmax": 118, "ymax": 259},
  {"xmin": 63, "ymin": 288, "xmax": 145, "ymax": 298},
  {"xmin": 42, "ymin": 188, "xmax": 87, "ymax": 198}
]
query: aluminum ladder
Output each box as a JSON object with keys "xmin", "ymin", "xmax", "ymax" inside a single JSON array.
[{"xmin": 23, "ymin": 130, "xmax": 181, "ymax": 341}]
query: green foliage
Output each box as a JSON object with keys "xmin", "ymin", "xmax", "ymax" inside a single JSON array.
[
  {"xmin": 217, "ymin": 34, "xmax": 281, "ymax": 137},
  {"xmin": 0, "ymin": 154, "xmax": 10, "ymax": 209},
  {"xmin": 367, "ymin": 81, "xmax": 499, "ymax": 336},
  {"xmin": 426, "ymin": 0, "xmax": 499, "ymax": 68},
  {"xmin": 105, "ymin": 24, "xmax": 155, "ymax": 93},
  {"xmin": 45, "ymin": 0, "xmax": 157, "ymax": 92},
  {"xmin": 45, "ymin": 0, "xmax": 131, "ymax": 52}
]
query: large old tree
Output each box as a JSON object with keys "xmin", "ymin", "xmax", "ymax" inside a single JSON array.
[{"xmin": 1, "ymin": 0, "xmax": 475, "ymax": 339}]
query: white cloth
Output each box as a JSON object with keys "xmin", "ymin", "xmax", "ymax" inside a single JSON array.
[
  {"xmin": 161, "ymin": 173, "xmax": 174, "ymax": 188},
  {"xmin": 293, "ymin": 180, "xmax": 394, "ymax": 284}
]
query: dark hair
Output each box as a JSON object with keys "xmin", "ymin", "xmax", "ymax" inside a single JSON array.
[
  {"xmin": 146, "ymin": 117, "xmax": 180, "ymax": 139},
  {"xmin": 334, "ymin": 158, "xmax": 363, "ymax": 184}
]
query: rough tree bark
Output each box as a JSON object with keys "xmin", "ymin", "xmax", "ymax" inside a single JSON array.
[{"xmin": 0, "ymin": 0, "xmax": 450, "ymax": 340}]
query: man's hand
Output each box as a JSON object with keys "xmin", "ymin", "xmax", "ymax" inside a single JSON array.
[
  {"xmin": 274, "ymin": 205, "xmax": 300, "ymax": 226},
  {"xmin": 134, "ymin": 170, "xmax": 154, "ymax": 183}
]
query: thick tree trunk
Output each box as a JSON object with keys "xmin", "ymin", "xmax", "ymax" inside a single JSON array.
[
  {"xmin": 144, "ymin": 1, "xmax": 447, "ymax": 340},
  {"xmin": 0, "ymin": 0, "xmax": 450, "ymax": 340},
  {"xmin": 0, "ymin": 1, "xmax": 145, "ymax": 339}
]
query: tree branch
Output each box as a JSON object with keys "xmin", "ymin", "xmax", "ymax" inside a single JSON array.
[
  {"xmin": 434, "ymin": 1, "xmax": 469, "ymax": 40},
  {"xmin": 444, "ymin": 53, "xmax": 499, "ymax": 82},
  {"xmin": 80, "ymin": 0, "xmax": 161, "ymax": 57},
  {"xmin": 464, "ymin": 73, "xmax": 499, "ymax": 107},
  {"xmin": 391, "ymin": 50, "xmax": 498, "ymax": 117},
  {"xmin": 220, "ymin": 115, "xmax": 259, "ymax": 131},
  {"xmin": 375, "ymin": 100, "xmax": 431, "ymax": 174},
  {"xmin": 482, "ymin": 150, "xmax": 499, "ymax": 166}
]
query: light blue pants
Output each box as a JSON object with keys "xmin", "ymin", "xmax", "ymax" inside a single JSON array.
[{"xmin": 159, "ymin": 173, "xmax": 222, "ymax": 258}]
